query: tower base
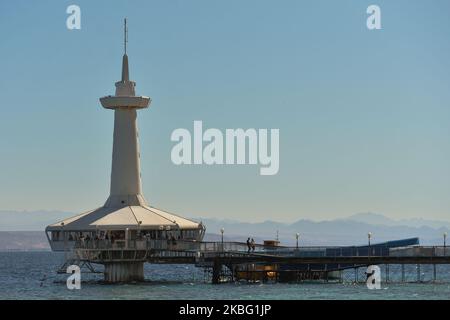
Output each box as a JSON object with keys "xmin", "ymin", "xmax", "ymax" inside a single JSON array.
[{"xmin": 104, "ymin": 262, "xmax": 144, "ymax": 283}]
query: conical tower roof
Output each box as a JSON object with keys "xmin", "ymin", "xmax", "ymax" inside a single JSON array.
[{"xmin": 46, "ymin": 206, "xmax": 201, "ymax": 231}]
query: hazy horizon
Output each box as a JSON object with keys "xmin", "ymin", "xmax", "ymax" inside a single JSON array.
[{"xmin": 1, "ymin": 208, "xmax": 450, "ymax": 228}]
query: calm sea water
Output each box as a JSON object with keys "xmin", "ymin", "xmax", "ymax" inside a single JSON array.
[{"xmin": 1, "ymin": 251, "xmax": 450, "ymax": 300}]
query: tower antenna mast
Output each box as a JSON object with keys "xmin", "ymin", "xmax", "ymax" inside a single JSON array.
[{"xmin": 124, "ymin": 18, "xmax": 128, "ymax": 55}]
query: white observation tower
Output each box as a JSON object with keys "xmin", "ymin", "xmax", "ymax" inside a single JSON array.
[{"xmin": 46, "ymin": 20, "xmax": 205, "ymax": 282}]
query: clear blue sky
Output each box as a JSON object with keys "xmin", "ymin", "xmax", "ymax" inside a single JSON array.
[{"xmin": 0, "ymin": 0, "xmax": 449, "ymax": 222}]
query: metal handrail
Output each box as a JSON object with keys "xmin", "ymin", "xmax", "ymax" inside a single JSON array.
[{"xmin": 72, "ymin": 238, "xmax": 450, "ymax": 257}]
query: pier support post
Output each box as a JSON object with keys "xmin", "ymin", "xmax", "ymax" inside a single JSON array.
[
  {"xmin": 433, "ymin": 264, "xmax": 437, "ymax": 282},
  {"xmin": 104, "ymin": 262, "xmax": 144, "ymax": 283},
  {"xmin": 385, "ymin": 264, "xmax": 389, "ymax": 283},
  {"xmin": 212, "ymin": 259, "xmax": 222, "ymax": 284},
  {"xmin": 401, "ymin": 264, "xmax": 405, "ymax": 282},
  {"xmin": 417, "ymin": 264, "xmax": 421, "ymax": 283}
]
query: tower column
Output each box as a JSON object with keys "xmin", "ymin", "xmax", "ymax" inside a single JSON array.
[
  {"xmin": 104, "ymin": 262, "xmax": 144, "ymax": 283},
  {"xmin": 105, "ymin": 108, "xmax": 146, "ymax": 207},
  {"xmin": 111, "ymin": 109, "xmax": 141, "ymax": 197}
]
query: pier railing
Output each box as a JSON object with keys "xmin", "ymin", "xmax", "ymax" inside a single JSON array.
[
  {"xmin": 73, "ymin": 239, "xmax": 309, "ymax": 253},
  {"xmin": 72, "ymin": 239, "xmax": 450, "ymax": 258}
]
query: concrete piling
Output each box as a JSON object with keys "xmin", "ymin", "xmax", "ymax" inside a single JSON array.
[{"xmin": 104, "ymin": 262, "xmax": 144, "ymax": 283}]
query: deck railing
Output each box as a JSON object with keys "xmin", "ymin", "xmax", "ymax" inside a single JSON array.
[
  {"xmin": 71, "ymin": 239, "xmax": 450, "ymax": 258},
  {"xmin": 72, "ymin": 239, "xmax": 290, "ymax": 252}
]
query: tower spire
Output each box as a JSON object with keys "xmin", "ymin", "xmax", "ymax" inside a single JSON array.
[{"xmin": 124, "ymin": 18, "xmax": 128, "ymax": 55}]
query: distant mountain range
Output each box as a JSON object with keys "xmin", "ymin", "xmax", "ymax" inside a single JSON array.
[
  {"xmin": 0, "ymin": 231, "xmax": 49, "ymax": 251},
  {"xmin": 196, "ymin": 213, "xmax": 450, "ymax": 247},
  {"xmin": 344, "ymin": 212, "xmax": 450, "ymax": 229},
  {"xmin": 0, "ymin": 210, "xmax": 73, "ymax": 232},
  {"xmin": 0, "ymin": 210, "xmax": 449, "ymax": 250}
]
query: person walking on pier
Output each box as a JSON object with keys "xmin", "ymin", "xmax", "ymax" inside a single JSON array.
[
  {"xmin": 246, "ymin": 238, "xmax": 251, "ymax": 253},
  {"xmin": 251, "ymin": 238, "xmax": 256, "ymax": 252}
]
